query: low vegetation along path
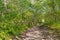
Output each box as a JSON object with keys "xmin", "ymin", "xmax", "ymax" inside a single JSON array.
[{"xmin": 13, "ymin": 25, "xmax": 60, "ymax": 40}]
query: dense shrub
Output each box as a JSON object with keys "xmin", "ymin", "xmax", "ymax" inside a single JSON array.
[{"xmin": 0, "ymin": 0, "xmax": 60, "ymax": 40}]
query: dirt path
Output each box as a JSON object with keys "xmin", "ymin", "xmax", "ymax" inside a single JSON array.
[
  {"xmin": 12, "ymin": 25, "xmax": 60, "ymax": 40},
  {"xmin": 19, "ymin": 25, "xmax": 60, "ymax": 40}
]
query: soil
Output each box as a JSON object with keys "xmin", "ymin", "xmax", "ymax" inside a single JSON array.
[{"xmin": 12, "ymin": 25, "xmax": 60, "ymax": 40}]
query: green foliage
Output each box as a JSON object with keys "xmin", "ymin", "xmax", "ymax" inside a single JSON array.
[
  {"xmin": 51, "ymin": 22, "xmax": 60, "ymax": 30},
  {"xmin": 0, "ymin": 0, "xmax": 60, "ymax": 39},
  {"xmin": 0, "ymin": 0, "xmax": 38, "ymax": 39}
]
